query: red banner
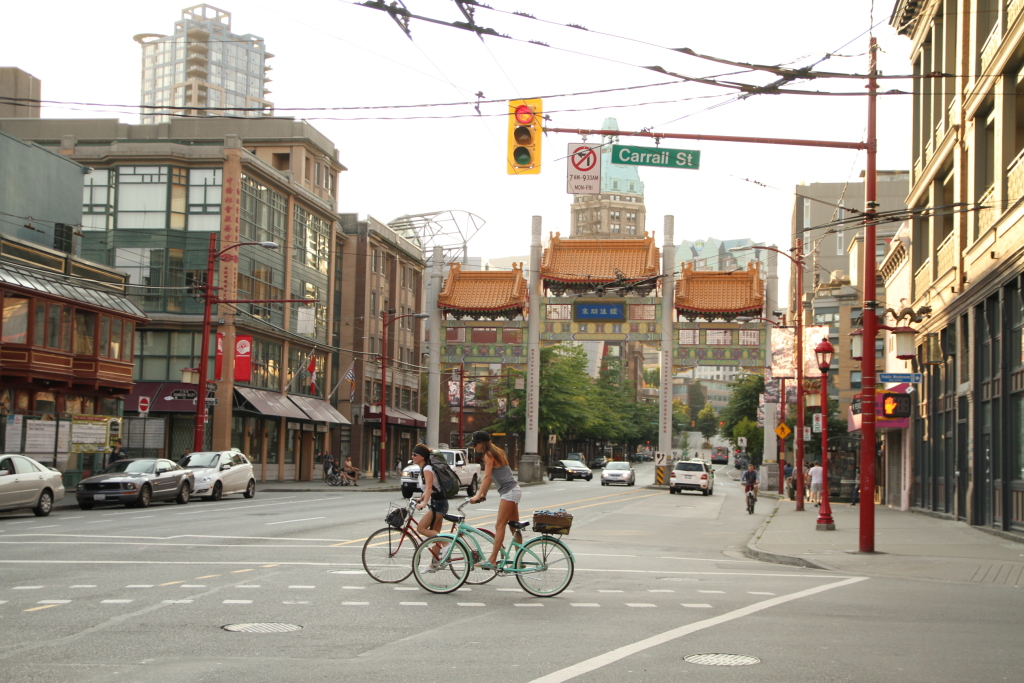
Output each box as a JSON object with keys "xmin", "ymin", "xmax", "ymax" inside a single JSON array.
[
  {"xmin": 215, "ymin": 333, "xmax": 224, "ymax": 381},
  {"xmin": 234, "ymin": 335, "xmax": 253, "ymax": 382}
]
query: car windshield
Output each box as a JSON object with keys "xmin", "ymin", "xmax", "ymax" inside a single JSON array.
[
  {"xmin": 102, "ymin": 460, "xmax": 156, "ymax": 474},
  {"xmin": 179, "ymin": 452, "xmax": 221, "ymax": 468},
  {"xmin": 606, "ymin": 462, "xmax": 629, "ymax": 470},
  {"xmin": 675, "ymin": 462, "xmax": 704, "ymax": 472},
  {"xmin": 563, "ymin": 461, "xmax": 586, "ymax": 468}
]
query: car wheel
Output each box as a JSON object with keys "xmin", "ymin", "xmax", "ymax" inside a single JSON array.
[
  {"xmin": 175, "ymin": 481, "xmax": 191, "ymax": 504},
  {"xmin": 136, "ymin": 485, "xmax": 152, "ymax": 508},
  {"xmin": 79, "ymin": 502, "xmax": 94, "ymax": 510},
  {"xmin": 32, "ymin": 489, "xmax": 54, "ymax": 517},
  {"xmin": 668, "ymin": 487, "xmax": 676, "ymax": 494},
  {"xmin": 702, "ymin": 488, "xmax": 708, "ymax": 496},
  {"xmin": 244, "ymin": 479, "xmax": 256, "ymax": 498},
  {"xmin": 566, "ymin": 474, "xmax": 573, "ymax": 481},
  {"xmin": 210, "ymin": 482, "xmax": 223, "ymax": 502}
]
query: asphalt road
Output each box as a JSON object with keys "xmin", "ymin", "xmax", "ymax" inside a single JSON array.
[{"xmin": 0, "ymin": 463, "xmax": 1018, "ymax": 683}]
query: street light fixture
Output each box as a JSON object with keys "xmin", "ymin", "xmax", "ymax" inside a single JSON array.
[
  {"xmin": 814, "ymin": 337, "xmax": 835, "ymax": 531},
  {"xmin": 730, "ymin": 242, "xmax": 809, "ymax": 510},
  {"xmin": 379, "ymin": 309, "xmax": 430, "ymax": 483}
]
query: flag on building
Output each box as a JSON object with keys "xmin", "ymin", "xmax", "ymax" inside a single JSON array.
[
  {"xmin": 343, "ymin": 361, "xmax": 356, "ymax": 402},
  {"xmin": 307, "ymin": 355, "xmax": 317, "ymax": 394}
]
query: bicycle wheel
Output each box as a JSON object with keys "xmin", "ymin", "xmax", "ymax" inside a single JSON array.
[
  {"xmin": 362, "ymin": 527, "xmax": 417, "ymax": 583},
  {"xmin": 412, "ymin": 536, "xmax": 470, "ymax": 594},
  {"xmin": 464, "ymin": 528, "xmax": 498, "ymax": 586},
  {"xmin": 747, "ymin": 495, "xmax": 755, "ymax": 514},
  {"xmin": 515, "ymin": 536, "xmax": 574, "ymax": 597},
  {"xmin": 326, "ymin": 472, "xmax": 340, "ymax": 486}
]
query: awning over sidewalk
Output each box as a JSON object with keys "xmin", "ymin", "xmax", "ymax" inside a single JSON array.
[
  {"xmin": 288, "ymin": 395, "xmax": 350, "ymax": 424},
  {"xmin": 235, "ymin": 386, "xmax": 308, "ymax": 420},
  {"xmin": 363, "ymin": 405, "xmax": 426, "ymax": 428},
  {"xmin": 122, "ymin": 382, "xmax": 163, "ymax": 412}
]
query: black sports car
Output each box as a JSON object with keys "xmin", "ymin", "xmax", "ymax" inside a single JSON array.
[{"xmin": 547, "ymin": 460, "xmax": 593, "ymax": 482}]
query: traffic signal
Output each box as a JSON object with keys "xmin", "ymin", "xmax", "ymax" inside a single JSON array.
[
  {"xmin": 507, "ymin": 98, "xmax": 542, "ymax": 174},
  {"xmin": 881, "ymin": 393, "xmax": 912, "ymax": 419}
]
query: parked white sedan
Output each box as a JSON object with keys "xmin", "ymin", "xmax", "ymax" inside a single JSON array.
[
  {"xmin": 178, "ymin": 450, "xmax": 256, "ymax": 501},
  {"xmin": 0, "ymin": 454, "xmax": 65, "ymax": 516}
]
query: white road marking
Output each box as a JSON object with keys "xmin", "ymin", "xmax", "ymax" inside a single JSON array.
[
  {"xmin": 342, "ymin": 601, "xmax": 369, "ymax": 605},
  {"xmin": 698, "ymin": 590, "xmax": 725, "ymax": 594},
  {"xmin": 681, "ymin": 603, "xmax": 713, "ymax": 608},
  {"xmin": 70, "ymin": 585, "xmax": 96, "ymax": 588},
  {"xmin": 330, "ymin": 570, "xmax": 365, "ymax": 574},
  {"xmin": 265, "ymin": 517, "xmax": 325, "ymax": 526},
  {"xmin": 28, "ymin": 525, "xmax": 59, "ymax": 529},
  {"xmin": 648, "ymin": 590, "xmax": 674, "ymax": 593},
  {"xmin": 60, "ymin": 516, "xmax": 84, "ymax": 520},
  {"xmin": 283, "ymin": 601, "xmax": 310, "ymax": 604},
  {"xmin": 289, "ymin": 585, "xmax": 315, "ymax": 589},
  {"xmin": 515, "ymin": 603, "xmax": 543, "ymax": 607},
  {"xmin": 400, "ymin": 602, "xmax": 428, "ymax": 606},
  {"xmin": 456, "ymin": 587, "xmax": 472, "ymax": 592},
  {"xmin": 181, "ymin": 584, "xmax": 206, "ymax": 588},
  {"xmin": 578, "ymin": 554, "xmax": 636, "ymax": 558},
  {"xmin": 748, "ymin": 591, "xmax": 776, "ymax": 595},
  {"xmin": 626, "ymin": 603, "xmax": 656, "ymax": 608},
  {"xmin": 394, "ymin": 587, "xmax": 419, "ymax": 591},
  {"xmin": 13, "ymin": 586, "xmax": 43, "ymax": 590},
  {"xmin": 342, "ymin": 586, "xmax": 365, "ymax": 590},
  {"xmin": 526, "ymin": 577, "xmax": 869, "ymax": 683},
  {"xmin": 131, "ymin": 516, "xmax": 153, "ymax": 520},
  {"xmin": 598, "ymin": 590, "xmax": 624, "ymax": 593},
  {"xmin": 101, "ymin": 599, "xmax": 132, "ymax": 604},
  {"xmin": 0, "ymin": 600, "xmax": 6, "ymax": 605},
  {"xmin": 458, "ymin": 603, "xmax": 485, "ymax": 607},
  {"xmin": 126, "ymin": 585, "xmax": 153, "ymax": 588},
  {"xmin": 497, "ymin": 588, "xmax": 523, "ymax": 592},
  {"xmin": 38, "ymin": 600, "xmax": 71, "ymax": 604},
  {"xmin": 162, "ymin": 600, "xmax": 193, "ymax": 604},
  {"xmin": 656, "ymin": 556, "xmax": 757, "ymax": 564},
  {"xmin": 223, "ymin": 600, "xmax": 252, "ymax": 604},
  {"xmin": 571, "ymin": 603, "xmax": 600, "ymax": 607}
]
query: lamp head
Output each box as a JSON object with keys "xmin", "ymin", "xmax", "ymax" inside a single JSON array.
[
  {"xmin": 413, "ymin": 313, "xmax": 429, "ymax": 319},
  {"xmin": 814, "ymin": 337, "xmax": 835, "ymax": 374},
  {"xmin": 258, "ymin": 242, "xmax": 280, "ymax": 249}
]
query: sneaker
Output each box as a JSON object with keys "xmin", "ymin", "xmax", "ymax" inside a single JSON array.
[{"xmin": 425, "ymin": 561, "xmax": 439, "ymax": 574}]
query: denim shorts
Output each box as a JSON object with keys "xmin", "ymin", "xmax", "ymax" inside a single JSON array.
[
  {"xmin": 428, "ymin": 495, "xmax": 449, "ymax": 515},
  {"xmin": 499, "ymin": 487, "xmax": 522, "ymax": 504}
]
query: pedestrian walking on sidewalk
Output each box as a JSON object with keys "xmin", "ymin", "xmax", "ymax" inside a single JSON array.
[
  {"xmin": 784, "ymin": 462, "xmax": 794, "ymax": 500},
  {"xmin": 808, "ymin": 462, "xmax": 823, "ymax": 506}
]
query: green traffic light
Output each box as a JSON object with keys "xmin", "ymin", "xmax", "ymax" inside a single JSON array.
[{"xmin": 513, "ymin": 146, "xmax": 532, "ymax": 165}]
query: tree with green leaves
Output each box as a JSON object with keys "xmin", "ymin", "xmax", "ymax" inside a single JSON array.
[
  {"xmin": 732, "ymin": 417, "xmax": 764, "ymax": 467},
  {"xmin": 686, "ymin": 380, "xmax": 706, "ymax": 426},
  {"xmin": 719, "ymin": 373, "xmax": 765, "ymax": 456},
  {"xmin": 696, "ymin": 402, "xmax": 719, "ymax": 441},
  {"xmin": 643, "ymin": 367, "xmax": 660, "ymax": 388}
]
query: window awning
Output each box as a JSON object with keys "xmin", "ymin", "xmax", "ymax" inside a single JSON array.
[
  {"xmin": 154, "ymin": 382, "xmax": 205, "ymax": 413},
  {"xmin": 288, "ymin": 395, "xmax": 350, "ymax": 424},
  {"xmin": 363, "ymin": 404, "xmax": 426, "ymax": 428},
  {"xmin": 235, "ymin": 386, "xmax": 308, "ymax": 420}
]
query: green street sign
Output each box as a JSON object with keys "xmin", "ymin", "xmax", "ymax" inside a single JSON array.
[{"xmin": 611, "ymin": 144, "xmax": 700, "ymax": 170}]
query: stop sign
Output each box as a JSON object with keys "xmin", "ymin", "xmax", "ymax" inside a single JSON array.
[{"xmin": 138, "ymin": 396, "xmax": 150, "ymax": 413}]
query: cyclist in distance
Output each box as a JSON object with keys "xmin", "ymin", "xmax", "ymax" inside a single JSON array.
[
  {"xmin": 412, "ymin": 444, "xmax": 446, "ymax": 539},
  {"xmin": 740, "ymin": 462, "xmax": 760, "ymax": 501},
  {"xmin": 468, "ymin": 431, "xmax": 521, "ymax": 571}
]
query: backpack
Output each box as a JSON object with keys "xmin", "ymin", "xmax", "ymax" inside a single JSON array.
[{"xmin": 427, "ymin": 453, "xmax": 460, "ymax": 499}]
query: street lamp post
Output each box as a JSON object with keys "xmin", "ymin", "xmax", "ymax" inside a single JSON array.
[
  {"xmin": 814, "ymin": 337, "xmax": 835, "ymax": 530},
  {"xmin": 379, "ymin": 309, "xmax": 429, "ymax": 483},
  {"xmin": 731, "ymin": 241, "xmax": 808, "ymax": 510},
  {"xmin": 193, "ymin": 234, "xmax": 284, "ymax": 454}
]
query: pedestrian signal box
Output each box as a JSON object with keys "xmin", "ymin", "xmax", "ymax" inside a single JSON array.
[
  {"xmin": 507, "ymin": 98, "xmax": 542, "ymax": 175},
  {"xmin": 882, "ymin": 393, "xmax": 912, "ymax": 419}
]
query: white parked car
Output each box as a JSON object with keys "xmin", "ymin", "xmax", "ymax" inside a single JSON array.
[
  {"xmin": 669, "ymin": 459, "xmax": 714, "ymax": 495},
  {"xmin": 0, "ymin": 454, "xmax": 65, "ymax": 516},
  {"xmin": 401, "ymin": 449, "xmax": 481, "ymax": 499},
  {"xmin": 178, "ymin": 450, "xmax": 256, "ymax": 501},
  {"xmin": 601, "ymin": 461, "xmax": 635, "ymax": 486}
]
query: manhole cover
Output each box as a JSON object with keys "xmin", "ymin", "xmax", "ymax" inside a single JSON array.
[
  {"xmin": 685, "ymin": 654, "xmax": 760, "ymax": 666},
  {"xmin": 222, "ymin": 623, "xmax": 302, "ymax": 634}
]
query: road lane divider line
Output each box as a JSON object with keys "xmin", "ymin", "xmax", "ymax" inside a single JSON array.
[
  {"xmin": 465, "ymin": 489, "xmax": 665, "ymax": 523},
  {"xmin": 158, "ymin": 580, "xmax": 185, "ymax": 586},
  {"xmin": 265, "ymin": 517, "xmax": 326, "ymax": 526},
  {"xmin": 194, "ymin": 574, "xmax": 220, "ymax": 579},
  {"xmin": 230, "ymin": 569, "xmax": 254, "ymax": 573},
  {"xmin": 23, "ymin": 604, "xmax": 58, "ymax": 612},
  {"xmin": 526, "ymin": 576, "xmax": 869, "ymax": 683}
]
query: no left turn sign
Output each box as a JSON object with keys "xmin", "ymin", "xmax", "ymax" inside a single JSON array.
[{"xmin": 566, "ymin": 142, "xmax": 602, "ymax": 195}]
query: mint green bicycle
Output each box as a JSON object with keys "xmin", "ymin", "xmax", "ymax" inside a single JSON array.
[{"xmin": 411, "ymin": 499, "xmax": 575, "ymax": 597}]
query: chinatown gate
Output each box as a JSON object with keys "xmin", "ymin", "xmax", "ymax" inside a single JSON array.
[{"xmin": 424, "ymin": 216, "xmax": 771, "ymax": 481}]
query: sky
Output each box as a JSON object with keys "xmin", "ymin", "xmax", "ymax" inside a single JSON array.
[{"xmin": 2, "ymin": 0, "xmax": 914, "ymax": 298}]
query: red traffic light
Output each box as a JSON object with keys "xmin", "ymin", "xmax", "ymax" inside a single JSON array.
[{"xmin": 514, "ymin": 104, "xmax": 534, "ymax": 125}]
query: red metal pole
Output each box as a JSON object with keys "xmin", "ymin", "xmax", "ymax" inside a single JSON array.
[
  {"xmin": 379, "ymin": 311, "xmax": 388, "ymax": 483},
  {"xmin": 860, "ymin": 38, "xmax": 880, "ymax": 552},
  {"xmin": 778, "ymin": 377, "xmax": 786, "ymax": 495},
  {"xmin": 816, "ymin": 367, "xmax": 835, "ymax": 528},
  {"xmin": 795, "ymin": 240, "xmax": 806, "ymax": 511},
  {"xmin": 193, "ymin": 232, "xmax": 217, "ymax": 454},
  {"xmin": 544, "ymin": 128, "xmax": 868, "ymax": 151}
]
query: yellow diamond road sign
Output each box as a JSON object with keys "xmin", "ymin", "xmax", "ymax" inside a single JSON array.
[{"xmin": 774, "ymin": 423, "xmax": 792, "ymax": 440}]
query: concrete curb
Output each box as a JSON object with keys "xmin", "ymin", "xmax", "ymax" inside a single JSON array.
[{"xmin": 743, "ymin": 497, "xmax": 831, "ymax": 571}]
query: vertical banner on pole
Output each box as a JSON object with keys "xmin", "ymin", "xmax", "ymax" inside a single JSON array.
[
  {"xmin": 215, "ymin": 332, "xmax": 224, "ymax": 381},
  {"xmin": 234, "ymin": 335, "xmax": 252, "ymax": 382}
]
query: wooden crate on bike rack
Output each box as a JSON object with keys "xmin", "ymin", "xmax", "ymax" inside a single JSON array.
[{"xmin": 532, "ymin": 513, "xmax": 573, "ymax": 535}]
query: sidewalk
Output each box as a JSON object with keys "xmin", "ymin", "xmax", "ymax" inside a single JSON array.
[{"xmin": 748, "ymin": 497, "xmax": 1024, "ymax": 585}]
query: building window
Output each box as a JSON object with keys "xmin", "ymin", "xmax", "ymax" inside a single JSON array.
[
  {"xmin": 626, "ymin": 225, "xmax": 636, "ymax": 235},
  {"xmin": 610, "ymin": 223, "xmax": 621, "ymax": 233},
  {"xmin": 74, "ymin": 311, "xmax": 97, "ymax": 354},
  {"xmin": 1, "ymin": 294, "xmax": 29, "ymax": 344},
  {"xmin": 610, "ymin": 211, "xmax": 620, "ymax": 221},
  {"xmin": 247, "ymin": 337, "xmax": 282, "ymax": 390},
  {"xmin": 850, "ymin": 370, "xmax": 862, "ymax": 389},
  {"xmin": 291, "ymin": 280, "xmax": 327, "ymax": 339},
  {"xmin": 237, "ymin": 259, "xmax": 284, "ymax": 323},
  {"xmin": 627, "ymin": 212, "xmax": 636, "ymax": 222},
  {"xmin": 371, "ymin": 249, "xmax": 378, "ymax": 273},
  {"xmin": 240, "ymin": 174, "xmax": 286, "ymax": 241},
  {"xmin": 546, "ymin": 304, "xmax": 572, "ymax": 320},
  {"xmin": 613, "ymin": 180, "xmax": 619, "ymax": 189},
  {"xmin": 187, "ymin": 168, "xmax": 222, "ymax": 231},
  {"xmin": 803, "ymin": 198, "xmax": 811, "ymax": 230},
  {"xmin": 82, "ymin": 169, "xmax": 113, "ymax": 231},
  {"xmin": 116, "ymin": 166, "xmax": 169, "ymax": 229},
  {"xmin": 292, "ymin": 205, "xmax": 331, "ymax": 274}
]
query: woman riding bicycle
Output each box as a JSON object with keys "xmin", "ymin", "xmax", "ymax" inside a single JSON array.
[
  {"xmin": 411, "ymin": 444, "xmax": 446, "ymax": 540},
  {"xmin": 468, "ymin": 431, "xmax": 521, "ymax": 571},
  {"xmin": 740, "ymin": 463, "xmax": 759, "ymax": 500}
]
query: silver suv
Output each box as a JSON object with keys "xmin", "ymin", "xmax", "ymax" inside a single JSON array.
[{"xmin": 669, "ymin": 459, "xmax": 714, "ymax": 496}]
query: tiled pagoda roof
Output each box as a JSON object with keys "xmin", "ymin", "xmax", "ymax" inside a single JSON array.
[
  {"xmin": 540, "ymin": 232, "xmax": 660, "ymax": 284},
  {"xmin": 675, "ymin": 261, "xmax": 764, "ymax": 321},
  {"xmin": 437, "ymin": 261, "xmax": 527, "ymax": 316}
]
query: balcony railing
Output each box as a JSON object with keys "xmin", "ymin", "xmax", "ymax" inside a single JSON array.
[
  {"xmin": 936, "ymin": 230, "xmax": 956, "ymax": 276},
  {"xmin": 914, "ymin": 259, "xmax": 932, "ymax": 300},
  {"xmin": 978, "ymin": 185, "xmax": 997, "ymax": 234},
  {"xmin": 980, "ymin": 22, "xmax": 1003, "ymax": 74},
  {"xmin": 913, "ymin": 156, "xmax": 923, "ymax": 183},
  {"xmin": 935, "ymin": 116, "xmax": 944, "ymax": 142},
  {"xmin": 1008, "ymin": 147, "xmax": 1024, "ymax": 207}
]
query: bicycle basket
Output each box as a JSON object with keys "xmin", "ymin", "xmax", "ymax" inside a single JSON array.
[
  {"xmin": 532, "ymin": 512, "xmax": 573, "ymax": 535},
  {"xmin": 385, "ymin": 504, "xmax": 409, "ymax": 529}
]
